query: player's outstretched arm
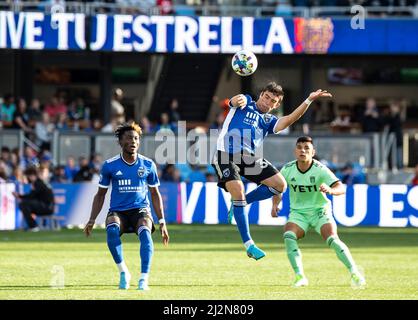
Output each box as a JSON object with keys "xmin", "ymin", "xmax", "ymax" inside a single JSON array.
[
  {"xmin": 149, "ymin": 186, "xmax": 170, "ymax": 246},
  {"xmin": 229, "ymin": 94, "xmax": 247, "ymax": 109},
  {"xmin": 83, "ymin": 187, "xmax": 107, "ymax": 237},
  {"xmin": 274, "ymin": 89, "xmax": 332, "ymax": 133},
  {"xmin": 319, "ymin": 181, "xmax": 345, "ymax": 196}
]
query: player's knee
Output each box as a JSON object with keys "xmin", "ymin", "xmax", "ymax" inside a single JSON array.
[
  {"xmin": 106, "ymin": 224, "xmax": 120, "ymax": 242},
  {"xmin": 227, "ymin": 182, "xmax": 245, "ymax": 200}
]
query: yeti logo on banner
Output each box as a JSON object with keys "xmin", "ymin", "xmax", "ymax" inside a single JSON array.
[
  {"xmin": 223, "ymin": 169, "xmax": 230, "ymax": 178},
  {"xmin": 138, "ymin": 167, "xmax": 145, "ymax": 177}
]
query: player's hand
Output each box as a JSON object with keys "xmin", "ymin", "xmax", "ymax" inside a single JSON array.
[
  {"xmin": 159, "ymin": 223, "xmax": 169, "ymax": 246},
  {"xmin": 319, "ymin": 183, "xmax": 332, "ymax": 195},
  {"xmin": 83, "ymin": 220, "xmax": 95, "ymax": 237},
  {"xmin": 271, "ymin": 206, "xmax": 280, "ymax": 218},
  {"xmin": 308, "ymin": 89, "xmax": 332, "ymax": 101},
  {"xmin": 231, "ymin": 94, "xmax": 247, "ymax": 108}
]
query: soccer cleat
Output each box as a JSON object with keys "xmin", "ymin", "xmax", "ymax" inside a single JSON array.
[
  {"xmin": 246, "ymin": 244, "xmax": 266, "ymax": 260},
  {"xmin": 227, "ymin": 200, "xmax": 234, "ymax": 224},
  {"xmin": 138, "ymin": 279, "xmax": 150, "ymax": 291},
  {"xmin": 293, "ymin": 274, "xmax": 309, "ymax": 287},
  {"xmin": 119, "ymin": 272, "xmax": 131, "ymax": 290},
  {"xmin": 351, "ymin": 272, "xmax": 366, "ymax": 288}
]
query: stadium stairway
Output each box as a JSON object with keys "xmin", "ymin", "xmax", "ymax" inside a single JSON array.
[{"xmin": 149, "ymin": 54, "xmax": 225, "ymax": 122}]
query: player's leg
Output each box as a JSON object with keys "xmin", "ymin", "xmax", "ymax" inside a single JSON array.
[
  {"xmin": 318, "ymin": 218, "xmax": 366, "ymax": 287},
  {"xmin": 135, "ymin": 212, "xmax": 154, "ymax": 291},
  {"xmin": 19, "ymin": 199, "xmax": 41, "ymax": 230},
  {"xmin": 283, "ymin": 218, "xmax": 309, "ymax": 287},
  {"xmin": 243, "ymin": 158, "xmax": 286, "ymax": 205},
  {"xmin": 105, "ymin": 212, "xmax": 131, "ymax": 289}
]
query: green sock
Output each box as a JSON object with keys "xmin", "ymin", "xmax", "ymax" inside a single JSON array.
[
  {"xmin": 283, "ymin": 231, "xmax": 304, "ymax": 275},
  {"xmin": 327, "ymin": 236, "xmax": 357, "ymax": 273}
]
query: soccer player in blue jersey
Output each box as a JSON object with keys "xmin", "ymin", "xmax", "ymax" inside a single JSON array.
[
  {"xmin": 212, "ymin": 82, "xmax": 331, "ymax": 260},
  {"xmin": 83, "ymin": 122, "xmax": 169, "ymax": 291}
]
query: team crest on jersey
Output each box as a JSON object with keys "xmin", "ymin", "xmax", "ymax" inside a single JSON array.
[
  {"xmin": 137, "ymin": 167, "xmax": 146, "ymax": 177},
  {"xmin": 310, "ymin": 176, "xmax": 315, "ymax": 183},
  {"xmin": 223, "ymin": 168, "xmax": 230, "ymax": 178},
  {"xmin": 263, "ymin": 114, "xmax": 273, "ymax": 123}
]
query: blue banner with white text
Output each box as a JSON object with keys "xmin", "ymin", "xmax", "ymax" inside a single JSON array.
[{"xmin": 1, "ymin": 12, "xmax": 418, "ymax": 54}]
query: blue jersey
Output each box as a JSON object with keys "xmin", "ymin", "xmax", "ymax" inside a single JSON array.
[
  {"xmin": 98, "ymin": 153, "xmax": 160, "ymax": 212},
  {"xmin": 216, "ymin": 94, "xmax": 280, "ymax": 154}
]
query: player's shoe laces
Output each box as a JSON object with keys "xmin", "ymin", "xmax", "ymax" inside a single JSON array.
[
  {"xmin": 138, "ymin": 279, "xmax": 150, "ymax": 291},
  {"xmin": 293, "ymin": 274, "xmax": 309, "ymax": 287},
  {"xmin": 119, "ymin": 272, "xmax": 131, "ymax": 290},
  {"xmin": 227, "ymin": 200, "xmax": 234, "ymax": 224},
  {"xmin": 246, "ymin": 244, "xmax": 266, "ymax": 260},
  {"xmin": 351, "ymin": 272, "xmax": 366, "ymax": 288}
]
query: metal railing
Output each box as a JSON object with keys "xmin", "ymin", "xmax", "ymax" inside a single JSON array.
[{"xmin": 0, "ymin": 1, "xmax": 417, "ymax": 18}]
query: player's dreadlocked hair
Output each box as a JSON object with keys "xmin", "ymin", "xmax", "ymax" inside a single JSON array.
[
  {"xmin": 261, "ymin": 82, "xmax": 284, "ymax": 97},
  {"xmin": 115, "ymin": 122, "xmax": 143, "ymax": 141}
]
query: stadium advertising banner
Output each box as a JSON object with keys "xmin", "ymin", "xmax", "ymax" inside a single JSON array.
[
  {"xmin": 3, "ymin": 182, "xmax": 418, "ymax": 230},
  {"xmin": 1, "ymin": 12, "xmax": 418, "ymax": 53}
]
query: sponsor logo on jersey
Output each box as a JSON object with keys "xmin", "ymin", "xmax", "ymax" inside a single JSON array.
[
  {"xmin": 290, "ymin": 184, "xmax": 318, "ymax": 192},
  {"xmin": 223, "ymin": 168, "xmax": 230, "ymax": 178}
]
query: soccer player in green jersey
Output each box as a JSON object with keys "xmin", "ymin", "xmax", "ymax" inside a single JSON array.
[{"xmin": 271, "ymin": 136, "xmax": 366, "ymax": 288}]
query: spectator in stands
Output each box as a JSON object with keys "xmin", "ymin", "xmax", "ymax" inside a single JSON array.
[
  {"xmin": 210, "ymin": 112, "xmax": 225, "ymax": 131},
  {"xmin": 12, "ymin": 166, "xmax": 55, "ymax": 232},
  {"xmin": 44, "ymin": 96, "xmax": 67, "ymax": 122},
  {"xmin": 155, "ymin": 112, "xmax": 176, "ymax": 133},
  {"xmin": 361, "ymin": 98, "xmax": 381, "ymax": 133},
  {"xmin": 20, "ymin": 146, "xmax": 39, "ymax": 169},
  {"xmin": 411, "ymin": 164, "xmax": 418, "ymax": 186},
  {"xmin": 51, "ymin": 165, "xmax": 69, "ymax": 183},
  {"xmin": 0, "ymin": 162, "xmax": 7, "ymax": 183},
  {"xmin": 55, "ymin": 112, "xmax": 70, "ymax": 131},
  {"xmin": 39, "ymin": 162, "xmax": 52, "ymax": 182},
  {"xmin": 35, "ymin": 112, "xmax": 55, "ymax": 151},
  {"xmin": 101, "ymin": 115, "xmax": 120, "ymax": 133},
  {"xmin": 338, "ymin": 162, "xmax": 365, "ymax": 185},
  {"xmin": 73, "ymin": 156, "xmax": 93, "ymax": 182},
  {"xmin": 1, "ymin": 93, "xmax": 16, "ymax": 128},
  {"xmin": 157, "ymin": 0, "xmax": 174, "ymax": 14},
  {"xmin": 111, "ymin": 88, "xmax": 126, "ymax": 124},
  {"xmin": 64, "ymin": 156, "xmax": 79, "ymax": 181},
  {"xmin": 205, "ymin": 172, "xmax": 216, "ymax": 182},
  {"xmin": 27, "ymin": 98, "xmax": 42, "ymax": 127},
  {"xmin": 330, "ymin": 106, "xmax": 352, "ymax": 133},
  {"xmin": 383, "ymin": 101, "xmax": 404, "ymax": 169},
  {"xmin": 188, "ymin": 165, "xmax": 206, "ymax": 183},
  {"xmin": 12, "ymin": 98, "xmax": 32, "ymax": 134},
  {"xmin": 0, "ymin": 147, "xmax": 13, "ymax": 177},
  {"xmin": 89, "ymin": 153, "xmax": 103, "ymax": 173},
  {"xmin": 168, "ymin": 98, "xmax": 181, "ymax": 124},
  {"xmin": 68, "ymin": 97, "xmax": 89, "ymax": 121},
  {"xmin": 139, "ymin": 116, "xmax": 153, "ymax": 134},
  {"xmin": 161, "ymin": 164, "xmax": 181, "ymax": 182}
]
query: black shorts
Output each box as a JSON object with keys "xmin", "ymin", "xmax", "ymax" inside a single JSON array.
[
  {"xmin": 211, "ymin": 150, "xmax": 279, "ymax": 190},
  {"xmin": 106, "ymin": 208, "xmax": 155, "ymax": 235}
]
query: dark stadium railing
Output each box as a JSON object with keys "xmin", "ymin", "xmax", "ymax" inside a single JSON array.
[{"xmin": 0, "ymin": 1, "xmax": 417, "ymax": 18}]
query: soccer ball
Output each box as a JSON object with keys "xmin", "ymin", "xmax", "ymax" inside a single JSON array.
[{"xmin": 231, "ymin": 50, "xmax": 258, "ymax": 76}]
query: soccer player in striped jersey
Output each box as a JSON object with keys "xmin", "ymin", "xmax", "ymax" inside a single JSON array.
[
  {"xmin": 212, "ymin": 82, "xmax": 331, "ymax": 260},
  {"xmin": 271, "ymin": 136, "xmax": 366, "ymax": 288},
  {"xmin": 83, "ymin": 122, "xmax": 169, "ymax": 291}
]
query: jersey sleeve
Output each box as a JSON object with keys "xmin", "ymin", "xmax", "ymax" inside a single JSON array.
[
  {"xmin": 147, "ymin": 161, "xmax": 160, "ymax": 187},
  {"xmin": 279, "ymin": 164, "xmax": 289, "ymax": 182},
  {"xmin": 98, "ymin": 162, "xmax": 111, "ymax": 188},
  {"xmin": 267, "ymin": 115, "xmax": 280, "ymax": 134},
  {"xmin": 321, "ymin": 166, "xmax": 340, "ymax": 187}
]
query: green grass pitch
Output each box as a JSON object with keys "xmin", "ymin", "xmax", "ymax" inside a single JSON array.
[{"xmin": 1, "ymin": 225, "xmax": 417, "ymax": 300}]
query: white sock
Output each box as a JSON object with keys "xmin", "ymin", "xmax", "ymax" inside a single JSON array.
[
  {"xmin": 117, "ymin": 261, "xmax": 129, "ymax": 274},
  {"xmin": 140, "ymin": 273, "xmax": 149, "ymax": 281},
  {"xmin": 244, "ymin": 240, "xmax": 254, "ymax": 249}
]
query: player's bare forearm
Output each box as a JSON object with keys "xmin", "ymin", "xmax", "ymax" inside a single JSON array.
[
  {"xmin": 330, "ymin": 182, "xmax": 345, "ymax": 196},
  {"xmin": 274, "ymin": 89, "xmax": 332, "ymax": 132},
  {"xmin": 271, "ymin": 194, "xmax": 282, "ymax": 217},
  {"xmin": 150, "ymin": 187, "xmax": 165, "ymax": 221},
  {"xmin": 88, "ymin": 193, "xmax": 106, "ymax": 222}
]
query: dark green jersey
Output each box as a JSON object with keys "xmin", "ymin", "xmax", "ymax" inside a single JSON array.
[{"xmin": 280, "ymin": 159, "xmax": 340, "ymax": 214}]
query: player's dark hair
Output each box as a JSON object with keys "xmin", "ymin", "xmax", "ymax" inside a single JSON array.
[
  {"xmin": 296, "ymin": 136, "xmax": 314, "ymax": 145},
  {"xmin": 261, "ymin": 82, "xmax": 284, "ymax": 97},
  {"xmin": 115, "ymin": 122, "xmax": 143, "ymax": 141}
]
